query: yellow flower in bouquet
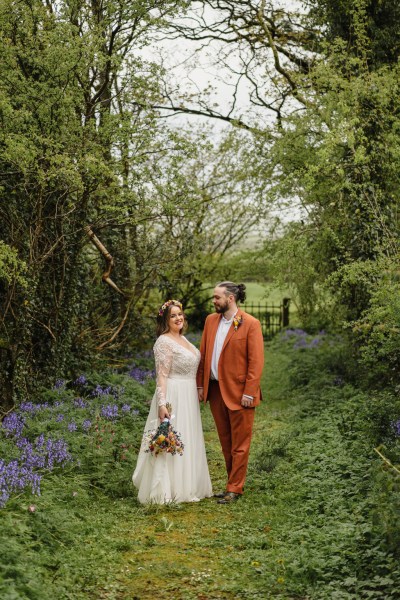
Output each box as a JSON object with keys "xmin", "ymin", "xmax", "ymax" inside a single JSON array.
[{"xmin": 143, "ymin": 404, "xmax": 184, "ymax": 456}]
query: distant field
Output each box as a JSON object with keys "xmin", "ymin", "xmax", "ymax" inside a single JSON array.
[{"xmin": 242, "ymin": 282, "xmax": 290, "ymax": 305}]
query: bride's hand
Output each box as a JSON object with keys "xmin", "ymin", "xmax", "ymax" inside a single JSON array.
[{"xmin": 159, "ymin": 405, "xmax": 170, "ymax": 421}]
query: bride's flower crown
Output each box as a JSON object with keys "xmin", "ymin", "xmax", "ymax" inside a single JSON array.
[{"xmin": 158, "ymin": 299, "xmax": 183, "ymax": 316}]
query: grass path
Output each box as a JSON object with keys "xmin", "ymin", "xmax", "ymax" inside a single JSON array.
[
  {"xmin": 89, "ymin": 346, "xmax": 292, "ymax": 600},
  {"xmin": 81, "ymin": 338, "xmax": 378, "ymax": 600}
]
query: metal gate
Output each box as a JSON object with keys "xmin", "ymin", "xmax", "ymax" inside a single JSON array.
[{"xmin": 242, "ymin": 298, "xmax": 290, "ymax": 339}]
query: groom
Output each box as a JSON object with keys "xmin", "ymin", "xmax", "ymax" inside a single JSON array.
[{"xmin": 197, "ymin": 281, "xmax": 264, "ymax": 504}]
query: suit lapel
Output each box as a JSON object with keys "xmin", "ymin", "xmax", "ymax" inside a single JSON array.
[{"xmin": 208, "ymin": 314, "xmax": 221, "ymax": 356}]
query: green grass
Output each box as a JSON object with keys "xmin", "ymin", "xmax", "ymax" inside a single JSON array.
[
  {"xmin": 242, "ymin": 282, "xmax": 289, "ymax": 305},
  {"xmin": 2, "ymin": 334, "xmax": 399, "ymax": 599}
]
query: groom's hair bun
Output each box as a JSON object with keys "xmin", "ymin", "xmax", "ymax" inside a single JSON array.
[{"xmin": 217, "ymin": 281, "xmax": 246, "ymax": 303}]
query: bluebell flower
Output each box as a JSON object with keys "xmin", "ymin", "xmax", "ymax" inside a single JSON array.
[
  {"xmin": 101, "ymin": 404, "xmax": 119, "ymax": 420},
  {"xmin": 392, "ymin": 420, "xmax": 400, "ymax": 437},
  {"xmin": 82, "ymin": 420, "xmax": 92, "ymax": 431},
  {"xmin": 73, "ymin": 398, "xmax": 87, "ymax": 409},
  {"xmin": 74, "ymin": 374, "xmax": 87, "ymax": 386},
  {"xmin": 91, "ymin": 384, "xmax": 112, "ymax": 397},
  {"xmin": 35, "ymin": 433, "xmax": 44, "ymax": 448},
  {"xmin": 2, "ymin": 413, "xmax": 25, "ymax": 438},
  {"xmin": 53, "ymin": 379, "xmax": 66, "ymax": 390},
  {"xmin": 128, "ymin": 366, "xmax": 154, "ymax": 384}
]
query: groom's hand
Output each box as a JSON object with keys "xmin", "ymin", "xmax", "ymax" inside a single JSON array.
[
  {"xmin": 241, "ymin": 395, "xmax": 254, "ymax": 408},
  {"xmin": 197, "ymin": 387, "xmax": 204, "ymax": 403}
]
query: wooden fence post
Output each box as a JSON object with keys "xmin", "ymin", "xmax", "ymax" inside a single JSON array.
[{"xmin": 282, "ymin": 298, "xmax": 290, "ymax": 327}]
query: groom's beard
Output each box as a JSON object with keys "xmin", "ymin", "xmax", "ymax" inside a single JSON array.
[{"xmin": 214, "ymin": 300, "xmax": 229, "ymax": 314}]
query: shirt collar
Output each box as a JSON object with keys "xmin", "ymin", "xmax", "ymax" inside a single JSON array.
[{"xmin": 221, "ymin": 310, "xmax": 238, "ymax": 324}]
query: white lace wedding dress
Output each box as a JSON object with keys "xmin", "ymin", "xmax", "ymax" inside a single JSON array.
[{"xmin": 132, "ymin": 335, "xmax": 213, "ymax": 504}]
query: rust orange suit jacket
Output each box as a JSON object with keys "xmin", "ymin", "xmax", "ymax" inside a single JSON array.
[{"xmin": 196, "ymin": 309, "xmax": 264, "ymax": 411}]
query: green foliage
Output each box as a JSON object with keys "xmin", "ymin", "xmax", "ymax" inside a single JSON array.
[
  {"xmin": 0, "ymin": 1, "xmax": 268, "ymax": 409},
  {"xmin": 0, "ymin": 241, "xmax": 27, "ymax": 288},
  {"xmin": 350, "ymin": 259, "xmax": 400, "ymax": 385},
  {"xmin": 310, "ymin": 0, "xmax": 400, "ymax": 65},
  {"xmin": 0, "ymin": 366, "xmax": 155, "ymax": 598},
  {"xmin": 252, "ymin": 332, "xmax": 400, "ymax": 598},
  {"xmin": 255, "ymin": 4, "xmax": 400, "ymax": 385}
]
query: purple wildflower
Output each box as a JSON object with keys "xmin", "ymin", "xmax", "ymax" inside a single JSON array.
[
  {"xmin": 46, "ymin": 438, "xmax": 72, "ymax": 470},
  {"xmin": 101, "ymin": 404, "xmax": 119, "ymax": 420},
  {"xmin": 91, "ymin": 384, "xmax": 112, "ymax": 397},
  {"xmin": 0, "ymin": 433, "xmax": 73, "ymax": 508},
  {"xmin": 19, "ymin": 402, "xmax": 50, "ymax": 414},
  {"xmin": 282, "ymin": 328, "xmax": 307, "ymax": 339},
  {"xmin": 121, "ymin": 404, "xmax": 131, "ymax": 413},
  {"xmin": 294, "ymin": 338, "xmax": 308, "ymax": 349},
  {"xmin": 35, "ymin": 434, "xmax": 45, "ymax": 449},
  {"xmin": 82, "ymin": 420, "xmax": 92, "ymax": 431},
  {"xmin": 0, "ymin": 458, "xmax": 43, "ymax": 508},
  {"xmin": 16, "ymin": 437, "xmax": 29, "ymax": 449},
  {"xmin": 2, "ymin": 413, "xmax": 25, "ymax": 438},
  {"xmin": 56, "ymin": 414, "xmax": 65, "ymax": 422},
  {"xmin": 67, "ymin": 422, "xmax": 77, "ymax": 432},
  {"xmin": 53, "ymin": 379, "xmax": 66, "ymax": 390},
  {"xmin": 392, "ymin": 420, "xmax": 400, "ymax": 437},
  {"xmin": 19, "ymin": 402, "xmax": 37, "ymax": 414},
  {"xmin": 74, "ymin": 374, "xmax": 87, "ymax": 386},
  {"xmin": 73, "ymin": 398, "xmax": 87, "ymax": 409},
  {"xmin": 129, "ymin": 366, "xmax": 154, "ymax": 384}
]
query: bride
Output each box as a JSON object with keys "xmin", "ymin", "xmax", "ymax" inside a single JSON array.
[{"xmin": 132, "ymin": 299, "xmax": 213, "ymax": 504}]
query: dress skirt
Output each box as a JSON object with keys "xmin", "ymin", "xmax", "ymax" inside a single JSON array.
[{"xmin": 132, "ymin": 376, "xmax": 213, "ymax": 504}]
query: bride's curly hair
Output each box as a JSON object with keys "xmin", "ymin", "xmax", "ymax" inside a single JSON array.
[{"xmin": 156, "ymin": 299, "xmax": 188, "ymax": 337}]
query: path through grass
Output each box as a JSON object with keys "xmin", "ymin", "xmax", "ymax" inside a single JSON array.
[{"xmin": 88, "ymin": 346, "xmax": 293, "ymax": 600}]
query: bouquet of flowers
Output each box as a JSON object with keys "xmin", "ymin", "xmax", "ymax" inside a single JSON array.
[{"xmin": 144, "ymin": 404, "xmax": 184, "ymax": 457}]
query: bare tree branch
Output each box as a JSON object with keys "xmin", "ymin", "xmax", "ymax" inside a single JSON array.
[{"xmin": 85, "ymin": 226, "xmax": 125, "ymax": 295}]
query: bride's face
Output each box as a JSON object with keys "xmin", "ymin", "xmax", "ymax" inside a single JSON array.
[{"xmin": 168, "ymin": 305, "xmax": 184, "ymax": 334}]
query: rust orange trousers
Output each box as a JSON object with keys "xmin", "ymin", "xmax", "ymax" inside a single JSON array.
[{"xmin": 208, "ymin": 380, "xmax": 255, "ymax": 494}]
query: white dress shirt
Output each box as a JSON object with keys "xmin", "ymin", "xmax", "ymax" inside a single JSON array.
[{"xmin": 210, "ymin": 312, "xmax": 236, "ymax": 380}]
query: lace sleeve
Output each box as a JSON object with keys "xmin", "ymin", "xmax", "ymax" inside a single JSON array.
[{"xmin": 153, "ymin": 337, "xmax": 174, "ymax": 407}]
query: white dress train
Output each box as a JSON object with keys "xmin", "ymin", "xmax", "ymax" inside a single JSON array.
[{"xmin": 132, "ymin": 335, "xmax": 213, "ymax": 504}]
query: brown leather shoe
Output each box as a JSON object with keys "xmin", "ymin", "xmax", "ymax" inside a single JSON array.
[
  {"xmin": 213, "ymin": 491, "xmax": 227, "ymax": 498},
  {"xmin": 217, "ymin": 492, "xmax": 241, "ymax": 504}
]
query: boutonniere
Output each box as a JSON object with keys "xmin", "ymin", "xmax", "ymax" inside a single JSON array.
[{"xmin": 233, "ymin": 315, "xmax": 243, "ymax": 331}]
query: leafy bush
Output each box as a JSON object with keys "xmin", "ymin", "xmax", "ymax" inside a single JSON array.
[
  {"xmin": 0, "ymin": 360, "xmax": 157, "ymax": 598},
  {"xmin": 0, "ymin": 363, "xmax": 156, "ymax": 508},
  {"xmin": 279, "ymin": 328, "xmax": 358, "ymax": 390},
  {"xmin": 255, "ymin": 331, "xmax": 400, "ymax": 597},
  {"xmin": 351, "ymin": 265, "xmax": 400, "ymax": 386}
]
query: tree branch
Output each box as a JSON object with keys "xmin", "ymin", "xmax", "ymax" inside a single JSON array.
[{"xmin": 85, "ymin": 226, "xmax": 125, "ymax": 295}]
